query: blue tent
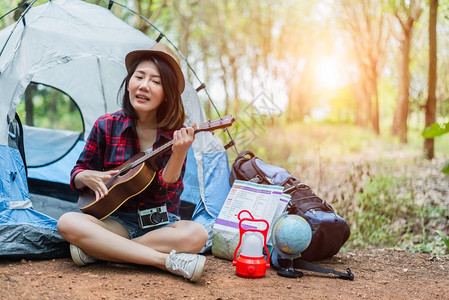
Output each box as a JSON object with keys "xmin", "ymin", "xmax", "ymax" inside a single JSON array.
[
  {"xmin": 0, "ymin": 119, "xmax": 69, "ymax": 259},
  {"xmin": 0, "ymin": 0, "xmax": 231, "ymax": 259}
]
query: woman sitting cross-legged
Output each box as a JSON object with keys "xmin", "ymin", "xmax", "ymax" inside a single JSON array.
[{"xmin": 57, "ymin": 43, "xmax": 208, "ymax": 283}]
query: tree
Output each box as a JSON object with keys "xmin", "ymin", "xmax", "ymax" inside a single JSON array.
[
  {"xmin": 133, "ymin": 0, "xmax": 168, "ymax": 33},
  {"xmin": 337, "ymin": 0, "xmax": 389, "ymax": 134},
  {"xmin": 273, "ymin": 1, "xmax": 332, "ymax": 123},
  {"xmin": 172, "ymin": 0, "xmax": 278, "ymax": 117},
  {"xmin": 24, "ymin": 85, "xmax": 35, "ymax": 126},
  {"xmin": 389, "ymin": 0, "xmax": 423, "ymax": 143},
  {"xmin": 424, "ymin": 0, "xmax": 438, "ymax": 159}
]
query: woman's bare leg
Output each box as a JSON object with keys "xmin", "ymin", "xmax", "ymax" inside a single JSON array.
[
  {"xmin": 133, "ymin": 220, "xmax": 208, "ymax": 254},
  {"xmin": 58, "ymin": 211, "xmax": 208, "ymax": 282},
  {"xmin": 58, "ymin": 212, "xmax": 163, "ymax": 269}
]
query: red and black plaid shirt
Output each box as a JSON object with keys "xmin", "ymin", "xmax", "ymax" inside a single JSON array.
[{"xmin": 70, "ymin": 111, "xmax": 184, "ymax": 216}]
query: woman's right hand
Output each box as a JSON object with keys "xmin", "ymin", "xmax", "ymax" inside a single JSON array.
[{"xmin": 75, "ymin": 169, "xmax": 119, "ymax": 201}]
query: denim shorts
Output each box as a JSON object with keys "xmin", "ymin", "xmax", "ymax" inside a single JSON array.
[{"xmin": 106, "ymin": 210, "xmax": 180, "ymax": 239}]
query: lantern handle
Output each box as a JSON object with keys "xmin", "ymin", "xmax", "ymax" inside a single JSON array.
[
  {"xmin": 232, "ymin": 210, "xmax": 270, "ymax": 268},
  {"xmin": 236, "ymin": 210, "xmax": 254, "ymax": 220}
]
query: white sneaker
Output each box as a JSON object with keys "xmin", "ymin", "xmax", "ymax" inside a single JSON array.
[
  {"xmin": 70, "ymin": 244, "xmax": 97, "ymax": 266},
  {"xmin": 165, "ymin": 250, "xmax": 206, "ymax": 282}
]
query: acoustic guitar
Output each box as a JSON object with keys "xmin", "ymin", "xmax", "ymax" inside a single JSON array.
[{"xmin": 78, "ymin": 115, "xmax": 235, "ymax": 220}]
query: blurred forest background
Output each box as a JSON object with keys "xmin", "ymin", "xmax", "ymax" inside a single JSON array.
[{"xmin": 1, "ymin": 0, "xmax": 448, "ymax": 254}]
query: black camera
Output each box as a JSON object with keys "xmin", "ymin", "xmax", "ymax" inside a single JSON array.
[{"xmin": 137, "ymin": 205, "xmax": 169, "ymax": 229}]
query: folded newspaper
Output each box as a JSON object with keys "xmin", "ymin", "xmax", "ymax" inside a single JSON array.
[{"xmin": 212, "ymin": 180, "xmax": 289, "ymax": 260}]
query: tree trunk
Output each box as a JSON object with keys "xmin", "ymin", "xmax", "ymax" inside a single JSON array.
[
  {"xmin": 229, "ymin": 56, "xmax": 240, "ymax": 117},
  {"xmin": 366, "ymin": 66, "xmax": 376, "ymax": 133},
  {"xmin": 49, "ymin": 89, "xmax": 58, "ymax": 126},
  {"xmin": 218, "ymin": 54, "xmax": 230, "ymax": 116},
  {"xmin": 390, "ymin": 1, "xmax": 423, "ymax": 143},
  {"xmin": 371, "ymin": 78, "xmax": 380, "ymax": 134},
  {"xmin": 393, "ymin": 33, "xmax": 411, "ymax": 143},
  {"xmin": 24, "ymin": 85, "xmax": 35, "ymax": 126},
  {"xmin": 424, "ymin": 0, "xmax": 438, "ymax": 159},
  {"xmin": 338, "ymin": 1, "xmax": 386, "ymax": 133}
]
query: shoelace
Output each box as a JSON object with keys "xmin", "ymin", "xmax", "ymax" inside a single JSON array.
[{"xmin": 169, "ymin": 253, "xmax": 195, "ymax": 277}]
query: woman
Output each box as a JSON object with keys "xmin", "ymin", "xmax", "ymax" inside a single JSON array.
[{"xmin": 57, "ymin": 43, "xmax": 208, "ymax": 283}]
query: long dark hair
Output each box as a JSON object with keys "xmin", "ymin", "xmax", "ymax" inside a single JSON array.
[{"xmin": 118, "ymin": 55, "xmax": 185, "ymax": 130}]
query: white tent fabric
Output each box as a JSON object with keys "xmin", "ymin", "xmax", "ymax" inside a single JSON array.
[
  {"xmin": 0, "ymin": 0, "xmax": 230, "ymax": 257},
  {"xmin": 0, "ymin": 0, "xmax": 150, "ymax": 142}
]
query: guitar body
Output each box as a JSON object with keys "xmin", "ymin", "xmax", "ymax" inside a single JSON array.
[
  {"xmin": 77, "ymin": 115, "xmax": 235, "ymax": 220},
  {"xmin": 78, "ymin": 152, "xmax": 156, "ymax": 220}
]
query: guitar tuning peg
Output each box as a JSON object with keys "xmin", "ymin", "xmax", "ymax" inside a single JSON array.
[{"xmin": 196, "ymin": 82, "xmax": 206, "ymax": 92}]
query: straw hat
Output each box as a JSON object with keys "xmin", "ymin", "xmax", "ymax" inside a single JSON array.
[{"xmin": 125, "ymin": 43, "xmax": 185, "ymax": 93}]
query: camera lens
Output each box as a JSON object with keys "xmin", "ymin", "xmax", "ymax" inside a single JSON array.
[{"xmin": 150, "ymin": 212, "xmax": 162, "ymax": 224}]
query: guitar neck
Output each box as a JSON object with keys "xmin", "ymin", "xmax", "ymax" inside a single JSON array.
[
  {"xmin": 118, "ymin": 115, "xmax": 235, "ymax": 175},
  {"xmin": 119, "ymin": 140, "xmax": 173, "ymax": 175}
]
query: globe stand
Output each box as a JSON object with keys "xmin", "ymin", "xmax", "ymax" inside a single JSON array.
[
  {"xmin": 277, "ymin": 257, "xmax": 303, "ymax": 278},
  {"xmin": 271, "ymin": 212, "xmax": 313, "ymax": 279}
]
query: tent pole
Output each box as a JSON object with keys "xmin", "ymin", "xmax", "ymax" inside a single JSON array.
[
  {"xmin": 0, "ymin": 0, "xmax": 38, "ymax": 63},
  {"xmin": 0, "ymin": 0, "xmax": 30, "ymax": 21},
  {"xmin": 108, "ymin": 0, "xmax": 114, "ymax": 10}
]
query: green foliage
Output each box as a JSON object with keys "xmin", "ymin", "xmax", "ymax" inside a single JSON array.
[
  {"xmin": 338, "ymin": 165, "xmax": 449, "ymax": 255},
  {"xmin": 16, "ymin": 83, "xmax": 83, "ymax": 132},
  {"xmin": 348, "ymin": 175, "xmax": 417, "ymax": 248},
  {"xmin": 442, "ymin": 160, "xmax": 449, "ymax": 175},
  {"xmin": 422, "ymin": 122, "xmax": 449, "ymax": 138},
  {"xmin": 396, "ymin": 203, "xmax": 449, "ymax": 255},
  {"xmin": 436, "ymin": 230, "xmax": 449, "ymax": 253},
  {"xmin": 422, "ymin": 121, "xmax": 449, "ymax": 174}
]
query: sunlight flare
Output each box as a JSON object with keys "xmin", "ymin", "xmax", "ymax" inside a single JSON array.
[{"xmin": 313, "ymin": 57, "xmax": 344, "ymax": 90}]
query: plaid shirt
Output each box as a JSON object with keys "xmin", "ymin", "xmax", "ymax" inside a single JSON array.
[{"xmin": 70, "ymin": 111, "xmax": 184, "ymax": 216}]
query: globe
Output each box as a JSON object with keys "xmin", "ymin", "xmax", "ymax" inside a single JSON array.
[
  {"xmin": 272, "ymin": 213, "xmax": 312, "ymax": 258},
  {"xmin": 271, "ymin": 213, "xmax": 312, "ymax": 278}
]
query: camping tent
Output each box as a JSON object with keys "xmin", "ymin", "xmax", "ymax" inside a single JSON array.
[{"xmin": 0, "ymin": 0, "xmax": 231, "ymax": 259}]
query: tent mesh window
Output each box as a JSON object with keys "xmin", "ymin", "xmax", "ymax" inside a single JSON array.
[{"xmin": 18, "ymin": 82, "xmax": 83, "ymax": 201}]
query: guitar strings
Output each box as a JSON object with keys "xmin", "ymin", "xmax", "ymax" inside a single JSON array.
[{"xmin": 115, "ymin": 117, "xmax": 230, "ymax": 176}]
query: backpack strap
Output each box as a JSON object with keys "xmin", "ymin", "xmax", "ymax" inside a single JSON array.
[
  {"xmin": 230, "ymin": 151, "xmax": 273, "ymax": 185},
  {"xmin": 238, "ymin": 150, "xmax": 255, "ymax": 159},
  {"xmin": 282, "ymin": 178, "xmax": 303, "ymax": 193},
  {"xmin": 284, "ymin": 180, "xmax": 339, "ymax": 218}
]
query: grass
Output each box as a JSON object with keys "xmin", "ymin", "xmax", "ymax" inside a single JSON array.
[
  {"xmin": 219, "ymin": 118, "xmax": 449, "ymax": 256},
  {"xmin": 436, "ymin": 231, "xmax": 449, "ymax": 253}
]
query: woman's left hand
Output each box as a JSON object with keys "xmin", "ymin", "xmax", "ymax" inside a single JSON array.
[
  {"xmin": 172, "ymin": 123, "xmax": 196, "ymax": 156},
  {"xmin": 162, "ymin": 124, "xmax": 196, "ymax": 183}
]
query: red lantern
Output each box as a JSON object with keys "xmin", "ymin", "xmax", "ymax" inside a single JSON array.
[{"xmin": 232, "ymin": 210, "xmax": 270, "ymax": 278}]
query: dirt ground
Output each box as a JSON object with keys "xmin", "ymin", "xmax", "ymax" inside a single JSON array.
[{"xmin": 1, "ymin": 248, "xmax": 448, "ymax": 299}]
